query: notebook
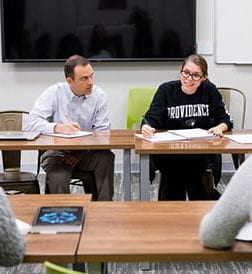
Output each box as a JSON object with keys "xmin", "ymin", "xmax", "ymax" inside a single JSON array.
[
  {"xmin": 0, "ymin": 131, "xmax": 40, "ymax": 140},
  {"xmin": 43, "ymin": 131, "xmax": 92, "ymax": 138},
  {"xmin": 135, "ymin": 128, "xmax": 218, "ymax": 143}
]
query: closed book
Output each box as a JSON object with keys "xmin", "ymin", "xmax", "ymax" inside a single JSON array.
[{"xmin": 30, "ymin": 206, "xmax": 84, "ymax": 234}]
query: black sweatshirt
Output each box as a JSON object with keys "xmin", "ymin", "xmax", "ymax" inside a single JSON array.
[{"xmin": 144, "ymin": 80, "xmax": 233, "ymax": 131}]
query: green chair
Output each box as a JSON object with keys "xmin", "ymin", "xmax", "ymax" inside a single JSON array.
[
  {"xmin": 127, "ymin": 88, "xmax": 157, "ymax": 182},
  {"xmin": 44, "ymin": 261, "xmax": 86, "ymax": 274},
  {"xmin": 127, "ymin": 88, "xmax": 156, "ymax": 129}
]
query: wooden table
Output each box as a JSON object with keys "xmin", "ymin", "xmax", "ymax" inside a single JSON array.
[
  {"xmin": 135, "ymin": 130, "xmax": 252, "ymax": 200},
  {"xmin": 77, "ymin": 201, "xmax": 252, "ymax": 264},
  {"xmin": 9, "ymin": 194, "xmax": 91, "ymax": 263},
  {"xmin": 0, "ymin": 130, "xmax": 135, "ymax": 200}
]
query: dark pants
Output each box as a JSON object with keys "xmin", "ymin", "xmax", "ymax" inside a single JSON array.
[
  {"xmin": 151, "ymin": 154, "xmax": 221, "ymax": 201},
  {"xmin": 41, "ymin": 150, "xmax": 115, "ymax": 201}
]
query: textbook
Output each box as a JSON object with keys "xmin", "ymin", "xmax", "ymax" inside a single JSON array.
[
  {"xmin": 30, "ymin": 206, "xmax": 84, "ymax": 234},
  {"xmin": 44, "ymin": 131, "xmax": 92, "ymax": 138},
  {"xmin": 135, "ymin": 128, "xmax": 218, "ymax": 143}
]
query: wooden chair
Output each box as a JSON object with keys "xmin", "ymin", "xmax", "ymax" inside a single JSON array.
[{"xmin": 0, "ymin": 110, "xmax": 40, "ymax": 194}]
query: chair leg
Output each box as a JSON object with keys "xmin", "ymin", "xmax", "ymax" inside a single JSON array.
[{"xmin": 232, "ymin": 154, "xmax": 245, "ymax": 169}]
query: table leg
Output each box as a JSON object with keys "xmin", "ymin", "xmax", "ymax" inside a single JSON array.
[
  {"xmin": 88, "ymin": 262, "xmax": 106, "ymax": 274},
  {"xmin": 123, "ymin": 149, "xmax": 131, "ymax": 201},
  {"xmin": 140, "ymin": 154, "xmax": 150, "ymax": 200}
]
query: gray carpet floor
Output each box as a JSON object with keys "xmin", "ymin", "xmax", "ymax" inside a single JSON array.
[{"xmin": 1, "ymin": 172, "xmax": 252, "ymax": 274}]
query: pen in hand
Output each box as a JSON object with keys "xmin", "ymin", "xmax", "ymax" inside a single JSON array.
[
  {"xmin": 142, "ymin": 116, "xmax": 155, "ymax": 137},
  {"xmin": 65, "ymin": 115, "xmax": 81, "ymax": 132},
  {"xmin": 142, "ymin": 115, "xmax": 150, "ymax": 126}
]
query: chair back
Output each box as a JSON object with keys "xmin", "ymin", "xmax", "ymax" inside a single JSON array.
[
  {"xmin": 44, "ymin": 261, "xmax": 86, "ymax": 274},
  {"xmin": 127, "ymin": 88, "xmax": 156, "ymax": 129},
  {"xmin": 218, "ymin": 87, "xmax": 246, "ymax": 129},
  {"xmin": 218, "ymin": 88, "xmax": 246, "ymax": 169},
  {"xmin": 0, "ymin": 111, "xmax": 28, "ymax": 171}
]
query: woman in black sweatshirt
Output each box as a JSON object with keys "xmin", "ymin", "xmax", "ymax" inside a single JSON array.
[{"xmin": 142, "ymin": 54, "xmax": 232, "ymax": 200}]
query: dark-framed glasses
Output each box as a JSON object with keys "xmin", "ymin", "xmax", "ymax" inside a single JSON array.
[{"xmin": 180, "ymin": 70, "xmax": 203, "ymax": 81}]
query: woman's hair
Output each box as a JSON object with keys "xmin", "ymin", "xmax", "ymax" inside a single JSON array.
[
  {"xmin": 182, "ymin": 54, "xmax": 208, "ymax": 77},
  {"xmin": 64, "ymin": 55, "xmax": 90, "ymax": 79}
]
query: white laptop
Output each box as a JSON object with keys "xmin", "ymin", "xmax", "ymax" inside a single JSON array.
[{"xmin": 0, "ymin": 131, "xmax": 40, "ymax": 140}]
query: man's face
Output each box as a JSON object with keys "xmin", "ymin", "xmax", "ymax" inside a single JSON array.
[{"xmin": 67, "ymin": 64, "xmax": 94, "ymax": 96}]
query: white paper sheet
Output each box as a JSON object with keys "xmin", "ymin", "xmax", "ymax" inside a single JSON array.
[
  {"xmin": 16, "ymin": 218, "xmax": 31, "ymax": 235},
  {"xmin": 236, "ymin": 222, "xmax": 252, "ymax": 241}
]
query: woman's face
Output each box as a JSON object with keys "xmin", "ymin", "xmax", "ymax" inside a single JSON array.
[{"xmin": 180, "ymin": 60, "xmax": 207, "ymax": 94}]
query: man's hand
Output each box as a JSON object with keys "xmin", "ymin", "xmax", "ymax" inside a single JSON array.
[{"xmin": 54, "ymin": 122, "xmax": 81, "ymax": 134}]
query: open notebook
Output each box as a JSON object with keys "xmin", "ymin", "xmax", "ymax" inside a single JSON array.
[
  {"xmin": 0, "ymin": 131, "xmax": 40, "ymax": 140},
  {"xmin": 135, "ymin": 128, "xmax": 218, "ymax": 143},
  {"xmin": 43, "ymin": 131, "xmax": 92, "ymax": 138}
]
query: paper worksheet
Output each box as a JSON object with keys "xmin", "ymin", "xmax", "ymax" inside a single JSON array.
[
  {"xmin": 135, "ymin": 132, "xmax": 186, "ymax": 142},
  {"xmin": 225, "ymin": 134, "xmax": 252, "ymax": 144},
  {"xmin": 16, "ymin": 218, "xmax": 31, "ymax": 235},
  {"xmin": 236, "ymin": 222, "xmax": 252, "ymax": 241}
]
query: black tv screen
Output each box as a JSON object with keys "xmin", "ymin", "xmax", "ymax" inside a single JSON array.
[{"xmin": 0, "ymin": 0, "xmax": 196, "ymax": 62}]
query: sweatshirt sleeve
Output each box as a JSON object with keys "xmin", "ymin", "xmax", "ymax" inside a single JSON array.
[
  {"xmin": 0, "ymin": 188, "xmax": 26, "ymax": 266},
  {"xmin": 144, "ymin": 83, "xmax": 168, "ymax": 129},
  {"xmin": 199, "ymin": 156, "xmax": 252, "ymax": 249}
]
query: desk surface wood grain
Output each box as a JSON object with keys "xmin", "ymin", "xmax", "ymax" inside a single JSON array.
[
  {"xmin": 135, "ymin": 130, "xmax": 252, "ymax": 154},
  {"xmin": 78, "ymin": 201, "xmax": 252, "ymax": 262},
  {"xmin": 9, "ymin": 194, "xmax": 91, "ymax": 263},
  {"xmin": 0, "ymin": 129, "xmax": 135, "ymax": 150}
]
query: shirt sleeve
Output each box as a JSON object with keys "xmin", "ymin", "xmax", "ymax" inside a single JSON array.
[
  {"xmin": 199, "ymin": 156, "xmax": 252, "ymax": 249},
  {"xmin": 92, "ymin": 88, "xmax": 110, "ymax": 130},
  {"xmin": 23, "ymin": 87, "xmax": 57, "ymax": 134},
  {"xmin": 0, "ymin": 188, "xmax": 26, "ymax": 266}
]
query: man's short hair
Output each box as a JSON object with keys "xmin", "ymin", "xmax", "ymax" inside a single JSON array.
[{"xmin": 64, "ymin": 55, "xmax": 90, "ymax": 79}]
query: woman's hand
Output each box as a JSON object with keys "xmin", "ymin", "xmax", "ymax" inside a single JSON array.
[
  {"xmin": 141, "ymin": 124, "xmax": 156, "ymax": 137},
  {"xmin": 208, "ymin": 123, "xmax": 228, "ymax": 137}
]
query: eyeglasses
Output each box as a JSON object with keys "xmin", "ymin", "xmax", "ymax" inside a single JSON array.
[{"xmin": 180, "ymin": 70, "xmax": 203, "ymax": 81}]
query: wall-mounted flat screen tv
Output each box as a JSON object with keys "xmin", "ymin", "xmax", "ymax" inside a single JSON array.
[{"xmin": 0, "ymin": 0, "xmax": 196, "ymax": 63}]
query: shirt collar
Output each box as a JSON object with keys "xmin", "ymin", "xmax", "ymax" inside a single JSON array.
[{"xmin": 66, "ymin": 84, "xmax": 86, "ymax": 102}]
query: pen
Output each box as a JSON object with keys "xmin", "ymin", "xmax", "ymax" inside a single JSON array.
[
  {"xmin": 65, "ymin": 114, "xmax": 73, "ymax": 123},
  {"xmin": 65, "ymin": 115, "xmax": 81, "ymax": 131},
  {"xmin": 142, "ymin": 115, "xmax": 150, "ymax": 126}
]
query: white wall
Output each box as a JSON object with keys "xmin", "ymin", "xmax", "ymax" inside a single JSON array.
[{"xmin": 0, "ymin": 0, "xmax": 251, "ymax": 171}]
